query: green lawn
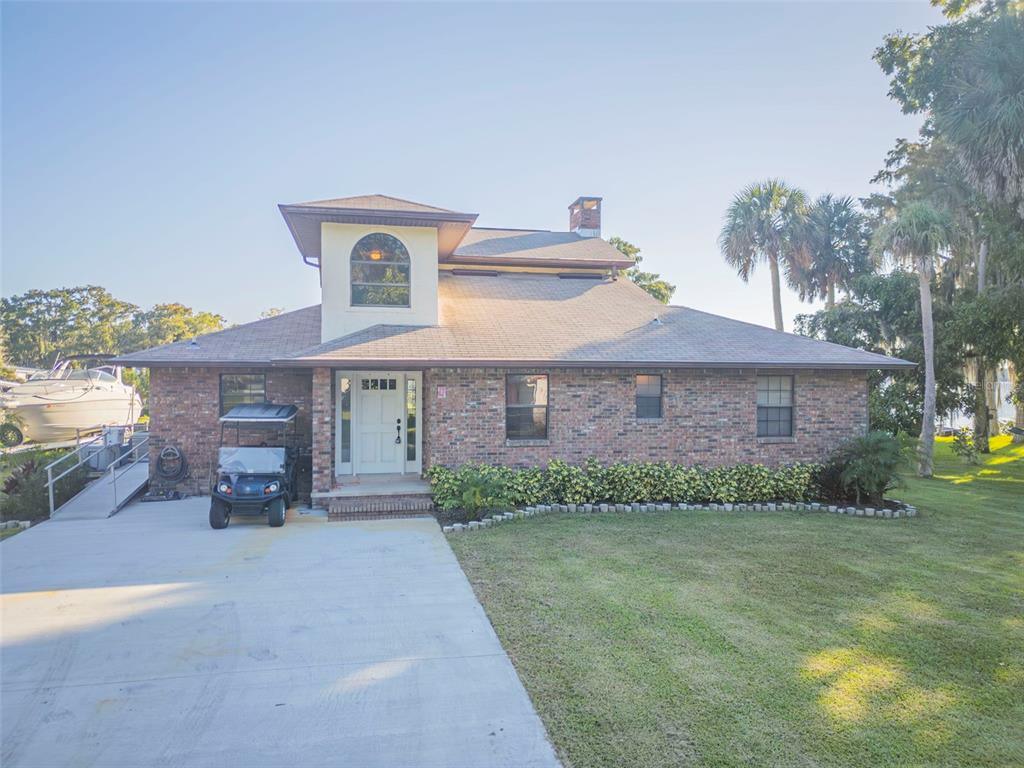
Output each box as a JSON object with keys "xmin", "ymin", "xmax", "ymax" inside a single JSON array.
[{"xmin": 450, "ymin": 437, "xmax": 1024, "ymax": 767}]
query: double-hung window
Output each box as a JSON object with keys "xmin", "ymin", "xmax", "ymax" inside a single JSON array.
[
  {"xmin": 635, "ymin": 374, "xmax": 663, "ymax": 419},
  {"xmin": 506, "ymin": 374, "xmax": 549, "ymax": 440},
  {"xmin": 220, "ymin": 374, "xmax": 267, "ymax": 415},
  {"xmin": 756, "ymin": 375, "xmax": 794, "ymax": 437}
]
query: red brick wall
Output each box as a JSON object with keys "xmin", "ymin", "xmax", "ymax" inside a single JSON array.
[
  {"xmin": 422, "ymin": 367, "xmax": 868, "ymax": 469},
  {"xmin": 148, "ymin": 367, "xmax": 313, "ymax": 496},
  {"xmin": 311, "ymin": 368, "xmax": 334, "ymax": 497},
  {"xmin": 149, "ymin": 365, "xmax": 869, "ymax": 498}
]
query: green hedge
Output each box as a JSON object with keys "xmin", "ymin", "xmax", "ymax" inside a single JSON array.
[
  {"xmin": 1, "ymin": 448, "xmax": 89, "ymax": 523},
  {"xmin": 426, "ymin": 459, "xmax": 820, "ymax": 511}
]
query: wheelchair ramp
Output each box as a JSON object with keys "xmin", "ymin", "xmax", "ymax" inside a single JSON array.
[{"xmin": 51, "ymin": 462, "xmax": 149, "ymax": 521}]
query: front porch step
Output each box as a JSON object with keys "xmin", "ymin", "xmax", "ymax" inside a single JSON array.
[{"xmin": 327, "ymin": 493, "xmax": 435, "ymax": 522}]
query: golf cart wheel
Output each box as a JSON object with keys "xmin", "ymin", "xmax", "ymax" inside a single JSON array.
[
  {"xmin": 268, "ymin": 498, "xmax": 286, "ymax": 528},
  {"xmin": 209, "ymin": 499, "xmax": 230, "ymax": 529},
  {"xmin": 0, "ymin": 424, "xmax": 24, "ymax": 448}
]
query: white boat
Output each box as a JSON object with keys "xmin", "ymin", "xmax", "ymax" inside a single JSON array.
[
  {"xmin": 0, "ymin": 359, "xmax": 143, "ymax": 446},
  {"xmin": 0, "ymin": 366, "xmax": 46, "ymax": 392}
]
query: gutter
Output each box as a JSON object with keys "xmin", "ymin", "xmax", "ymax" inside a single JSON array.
[
  {"xmin": 274, "ymin": 358, "xmax": 917, "ymax": 371},
  {"xmin": 115, "ymin": 357, "xmax": 916, "ymax": 371},
  {"xmin": 440, "ymin": 256, "xmax": 633, "ymax": 270}
]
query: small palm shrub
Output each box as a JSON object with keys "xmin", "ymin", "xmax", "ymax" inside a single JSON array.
[
  {"xmin": 811, "ymin": 461, "xmax": 848, "ymax": 503},
  {"xmin": 951, "ymin": 428, "xmax": 980, "ymax": 464},
  {"xmin": 0, "ymin": 448, "xmax": 89, "ymax": 522},
  {"xmin": 828, "ymin": 431, "xmax": 904, "ymax": 506},
  {"xmin": 427, "ymin": 464, "xmax": 512, "ymax": 521}
]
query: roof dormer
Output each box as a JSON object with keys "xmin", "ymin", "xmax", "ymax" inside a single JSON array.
[
  {"xmin": 280, "ymin": 195, "xmax": 478, "ymax": 343},
  {"xmin": 279, "ymin": 194, "xmax": 478, "ymax": 268}
]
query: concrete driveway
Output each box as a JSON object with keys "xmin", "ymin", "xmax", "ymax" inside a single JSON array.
[{"xmin": 1, "ymin": 499, "xmax": 559, "ymax": 767}]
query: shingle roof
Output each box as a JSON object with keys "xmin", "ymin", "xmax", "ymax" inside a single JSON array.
[
  {"xmin": 284, "ymin": 194, "xmax": 456, "ymax": 214},
  {"xmin": 114, "ymin": 274, "xmax": 912, "ymax": 370},
  {"xmin": 450, "ymin": 228, "xmax": 633, "ymax": 267},
  {"xmin": 112, "ymin": 305, "xmax": 321, "ymax": 366},
  {"xmin": 283, "ymin": 273, "xmax": 913, "ymax": 370}
]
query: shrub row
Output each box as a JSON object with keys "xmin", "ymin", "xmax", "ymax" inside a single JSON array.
[
  {"xmin": 426, "ymin": 459, "xmax": 820, "ymax": 512},
  {"xmin": 0, "ymin": 448, "xmax": 89, "ymax": 523}
]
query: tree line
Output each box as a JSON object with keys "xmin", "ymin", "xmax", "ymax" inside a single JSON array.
[
  {"xmin": 0, "ymin": 286, "xmax": 225, "ymax": 370},
  {"xmin": 718, "ymin": 1, "xmax": 1024, "ymax": 476}
]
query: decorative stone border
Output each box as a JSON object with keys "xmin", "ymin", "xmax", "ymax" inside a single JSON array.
[
  {"xmin": 1, "ymin": 520, "xmax": 31, "ymax": 531},
  {"xmin": 442, "ymin": 499, "xmax": 917, "ymax": 534}
]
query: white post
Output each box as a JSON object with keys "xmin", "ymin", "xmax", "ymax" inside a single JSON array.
[{"xmin": 47, "ymin": 466, "xmax": 55, "ymax": 516}]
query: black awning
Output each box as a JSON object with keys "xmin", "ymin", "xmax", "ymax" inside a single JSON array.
[{"xmin": 219, "ymin": 403, "xmax": 298, "ymax": 424}]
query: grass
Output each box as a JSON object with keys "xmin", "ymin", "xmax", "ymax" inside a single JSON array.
[{"xmin": 450, "ymin": 437, "xmax": 1024, "ymax": 767}]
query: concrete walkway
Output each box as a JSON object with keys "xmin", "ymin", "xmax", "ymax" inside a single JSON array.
[
  {"xmin": 51, "ymin": 461, "xmax": 149, "ymax": 520},
  {"xmin": 1, "ymin": 499, "xmax": 559, "ymax": 767}
]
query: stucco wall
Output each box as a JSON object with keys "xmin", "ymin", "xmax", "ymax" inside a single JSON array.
[
  {"xmin": 320, "ymin": 222, "xmax": 439, "ymax": 342},
  {"xmin": 422, "ymin": 367, "xmax": 869, "ymax": 469},
  {"xmin": 148, "ymin": 367, "xmax": 313, "ymax": 497}
]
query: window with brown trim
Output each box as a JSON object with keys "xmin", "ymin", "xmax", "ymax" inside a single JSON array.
[
  {"xmin": 635, "ymin": 374, "xmax": 662, "ymax": 419},
  {"xmin": 505, "ymin": 374, "xmax": 549, "ymax": 440},
  {"xmin": 350, "ymin": 233, "xmax": 411, "ymax": 307},
  {"xmin": 220, "ymin": 374, "xmax": 267, "ymax": 416}
]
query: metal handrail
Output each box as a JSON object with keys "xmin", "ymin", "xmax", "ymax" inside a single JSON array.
[
  {"xmin": 44, "ymin": 433, "xmax": 105, "ymax": 515},
  {"xmin": 108, "ymin": 435, "xmax": 150, "ymax": 511},
  {"xmin": 44, "ymin": 423, "xmax": 148, "ymax": 515}
]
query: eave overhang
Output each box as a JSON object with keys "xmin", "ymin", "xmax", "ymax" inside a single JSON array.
[
  {"xmin": 279, "ymin": 204, "xmax": 479, "ymax": 268},
  {"xmin": 440, "ymin": 254, "xmax": 634, "ymax": 270},
  {"xmin": 119, "ymin": 356, "xmax": 914, "ymax": 371},
  {"xmin": 269, "ymin": 357, "xmax": 918, "ymax": 371}
]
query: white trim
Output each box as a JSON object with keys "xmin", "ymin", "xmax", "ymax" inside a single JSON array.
[
  {"xmin": 407, "ymin": 370, "xmax": 423, "ymax": 475},
  {"xmin": 334, "ymin": 370, "xmax": 422, "ymax": 477},
  {"xmin": 335, "ymin": 372, "xmax": 353, "ymax": 476}
]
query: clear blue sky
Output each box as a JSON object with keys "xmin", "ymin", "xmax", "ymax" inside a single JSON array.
[{"xmin": 2, "ymin": 2, "xmax": 943, "ymax": 330}]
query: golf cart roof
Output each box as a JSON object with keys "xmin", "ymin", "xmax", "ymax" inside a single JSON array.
[{"xmin": 219, "ymin": 403, "xmax": 298, "ymax": 424}]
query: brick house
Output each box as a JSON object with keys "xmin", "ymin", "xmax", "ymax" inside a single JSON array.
[{"xmin": 115, "ymin": 194, "xmax": 912, "ymax": 512}]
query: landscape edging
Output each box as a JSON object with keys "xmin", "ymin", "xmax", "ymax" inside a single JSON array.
[{"xmin": 442, "ymin": 499, "xmax": 918, "ymax": 534}]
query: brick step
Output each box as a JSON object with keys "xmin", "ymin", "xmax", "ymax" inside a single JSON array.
[{"xmin": 327, "ymin": 494, "xmax": 435, "ymax": 522}]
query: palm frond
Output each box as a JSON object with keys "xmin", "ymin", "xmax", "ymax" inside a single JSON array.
[{"xmin": 718, "ymin": 179, "xmax": 809, "ymax": 282}]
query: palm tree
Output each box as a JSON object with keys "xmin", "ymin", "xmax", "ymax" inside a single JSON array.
[
  {"xmin": 719, "ymin": 180, "xmax": 809, "ymax": 331},
  {"xmin": 932, "ymin": 13, "xmax": 1024, "ymax": 218},
  {"xmin": 790, "ymin": 195, "xmax": 871, "ymax": 308},
  {"xmin": 871, "ymin": 201, "xmax": 953, "ymax": 477}
]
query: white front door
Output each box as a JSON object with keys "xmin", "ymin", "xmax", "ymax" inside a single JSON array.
[{"xmin": 355, "ymin": 375, "xmax": 404, "ymax": 473}]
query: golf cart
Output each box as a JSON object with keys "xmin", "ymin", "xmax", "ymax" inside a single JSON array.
[{"xmin": 210, "ymin": 403, "xmax": 299, "ymax": 529}]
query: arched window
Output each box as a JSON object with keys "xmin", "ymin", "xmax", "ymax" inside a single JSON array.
[{"xmin": 350, "ymin": 233, "xmax": 411, "ymax": 307}]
